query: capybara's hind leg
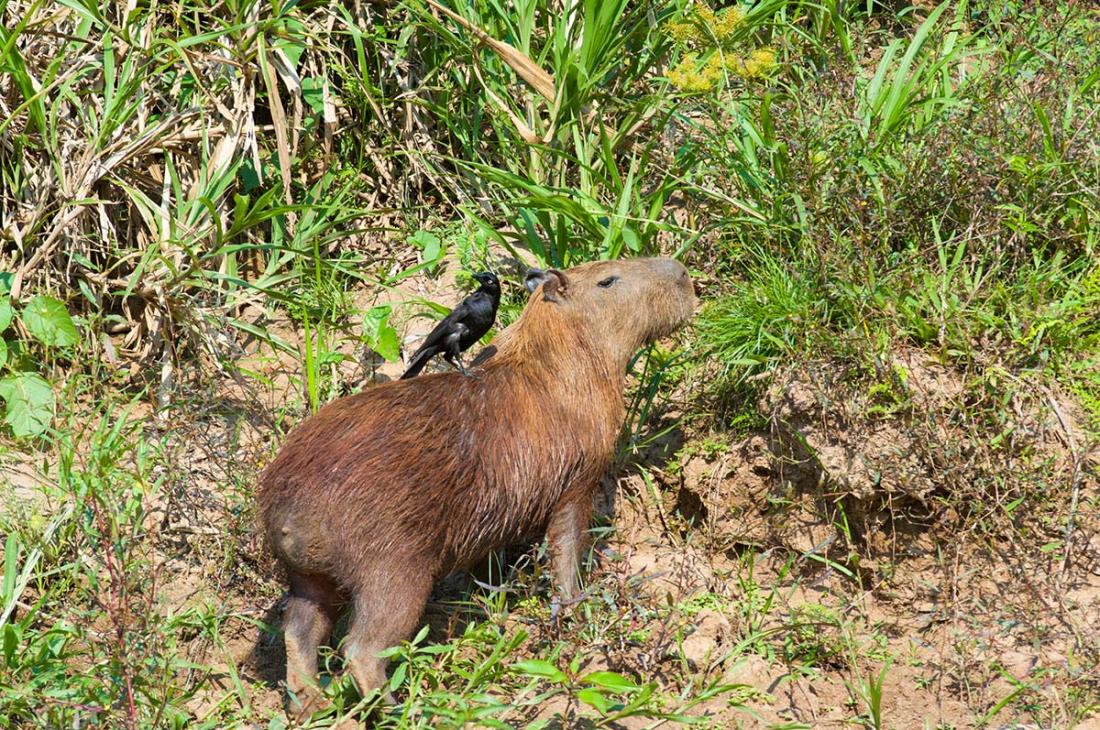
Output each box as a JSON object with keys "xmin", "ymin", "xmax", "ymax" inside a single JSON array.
[
  {"xmin": 344, "ymin": 575, "xmax": 432, "ymax": 702},
  {"xmin": 284, "ymin": 571, "xmax": 341, "ymax": 720}
]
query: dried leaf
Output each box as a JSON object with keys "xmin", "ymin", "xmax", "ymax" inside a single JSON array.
[
  {"xmin": 424, "ymin": 0, "xmax": 556, "ymax": 103},
  {"xmin": 259, "ymin": 40, "xmax": 293, "ymax": 207}
]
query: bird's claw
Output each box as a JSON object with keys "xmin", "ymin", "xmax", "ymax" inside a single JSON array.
[{"xmin": 455, "ymin": 360, "xmax": 478, "ymax": 379}]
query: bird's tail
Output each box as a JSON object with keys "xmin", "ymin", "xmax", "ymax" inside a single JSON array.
[{"xmin": 400, "ymin": 349, "xmax": 432, "ymax": 379}]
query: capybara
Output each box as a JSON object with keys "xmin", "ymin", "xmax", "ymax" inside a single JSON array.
[{"xmin": 257, "ymin": 257, "xmax": 695, "ymax": 716}]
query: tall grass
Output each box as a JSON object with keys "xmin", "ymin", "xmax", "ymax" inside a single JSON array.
[{"xmin": 692, "ymin": 0, "xmax": 1098, "ymax": 398}]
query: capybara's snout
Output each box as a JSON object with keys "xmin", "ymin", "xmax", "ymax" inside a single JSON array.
[
  {"xmin": 660, "ymin": 258, "xmax": 696, "ymax": 316},
  {"xmin": 640, "ymin": 257, "xmax": 695, "ymax": 339}
]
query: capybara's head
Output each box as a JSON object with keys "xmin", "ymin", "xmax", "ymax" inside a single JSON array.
[{"xmin": 523, "ymin": 257, "xmax": 695, "ymax": 369}]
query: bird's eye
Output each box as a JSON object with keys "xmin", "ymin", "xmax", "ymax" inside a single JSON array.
[{"xmin": 597, "ymin": 276, "xmax": 619, "ymax": 289}]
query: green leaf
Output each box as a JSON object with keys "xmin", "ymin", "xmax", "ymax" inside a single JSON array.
[
  {"xmin": 580, "ymin": 671, "xmax": 638, "ymax": 692},
  {"xmin": 621, "ymin": 227, "xmax": 640, "ymax": 253},
  {"xmin": 2, "ymin": 533, "xmax": 16, "ymax": 604},
  {"xmin": 411, "ymin": 625, "xmax": 430, "ymax": 645},
  {"xmin": 301, "ymin": 77, "xmax": 325, "ymax": 114},
  {"xmin": 21, "ymin": 297, "xmax": 78, "ymax": 348},
  {"xmin": 387, "ymin": 660, "xmax": 407, "ymax": 691},
  {"xmin": 362, "ymin": 305, "xmax": 401, "ymax": 362},
  {"xmin": 0, "ymin": 373, "xmax": 55, "ymax": 437},
  {"xmin": 0, "ymin": 339, "xmax": 8, "ymax": 370},
  {"xmin": 374, "ymin": 326, "xmax": 400, "ymax": 363},
  {"xmin": 273, "ymin": 18, "xmax": 307, "ymax": 67},
  {"xmin": 376, "ymin": 645, "xmax": 404, "ymax": 659},
  {"xmin": 576, "ymin": 688, "xmax": 612, "ymax": 714},
  {"xmin": 511, "ymin": 659, "xmax": 567, "ymax": 684},
  {"xmin": 409, "ymin": 230, "xmax": 444, "ymax": 271},
  {"xmin": 266, "ymin": 715, "xmax": 289, "ymax": 730},
  {"xmin": 2, "ymin": 624, "xmax": 17, "ymax": 664},
  {"xmin": 0, "ymin": 299, "xmax": 12, "ymax": 333},
  {"xmin": 238, "ymin": 160, "xmax": 261, "ymax": 193}
]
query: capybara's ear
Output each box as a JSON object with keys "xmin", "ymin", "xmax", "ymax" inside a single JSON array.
[
  {"xmin": 524, "ymin": 268, "xmax": 547, "ymax": 293},
  {"xmin": 540, "ymin": 269, "xmax": 569, "ymax": 302},
  {"xmin": 525, "ymin": 268, "xmax": 570, "ymax": 302}
]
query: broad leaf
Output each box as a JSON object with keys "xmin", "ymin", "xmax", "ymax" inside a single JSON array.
[
  {"xmin": 301, "ymin": 77, "xmax": 325, "ymax": 114},
  {"xmin": 409, "ymin": 230, "xmax": 444, "ymax": 271},
  {"xmin": 576, "ymin": 688, "xmax": 613, "ymax": 713},
  {"xmin": 0, "ymin": 373, "xmax": 54, "ymax": 437},
  {"xmin": 511, "ymin": 659, "xmax": 567, "ymax": 684},
  {"xmin": 0, "ymin": 299, "xmax": 12, "ymax": 333},
  {"xmin": 22, "ymin": 297, "xmax": 78, "ymax": 348},
  {"xmin": 580, "ymin": 671, "xmax": 638, "ymax": 692},
  {"xmin": 362, "ymin": 305, "xmax": 401, "ymax": 362}
]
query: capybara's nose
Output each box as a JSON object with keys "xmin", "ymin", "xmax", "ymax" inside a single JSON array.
[
  {"xmin": 655, "ymin": 258, "xmax": 690, "ymax": 280},
  {"xmin": 658, "ymin": 258, "xmax": 694, "ymax": 296}
]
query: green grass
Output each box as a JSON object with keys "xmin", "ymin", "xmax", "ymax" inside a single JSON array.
[{"xmin": 1, "ymin": 0, "xmax": 1098, "ymax": 726}]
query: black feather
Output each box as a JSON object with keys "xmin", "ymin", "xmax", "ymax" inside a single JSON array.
[{"xmin": 400, "ymin": 272, "xmax": 501, "ymax": 379}]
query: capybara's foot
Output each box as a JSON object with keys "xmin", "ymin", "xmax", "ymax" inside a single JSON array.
[{"xmin": 287, "ymin": 684, "xmax": 325, "ymax": 725}]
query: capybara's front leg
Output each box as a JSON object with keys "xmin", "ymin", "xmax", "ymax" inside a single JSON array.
[{"xmin": 547, "ymin": 491, "xmax": 591, "ymax": 601}]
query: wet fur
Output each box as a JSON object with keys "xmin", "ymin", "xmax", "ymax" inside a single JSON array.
[{"xmin": 257, "ymin": 257, "xmax": 695, "ymax": 717}]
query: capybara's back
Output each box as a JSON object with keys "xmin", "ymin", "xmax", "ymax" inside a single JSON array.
[{"xmin": 258, "ymin": 257, "xmax": 695, "ymax": 717}]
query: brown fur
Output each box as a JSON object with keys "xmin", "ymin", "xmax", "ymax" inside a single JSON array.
[{"xmin": 257, "ymin": 257, "xmax": 695, "ymax": 717}]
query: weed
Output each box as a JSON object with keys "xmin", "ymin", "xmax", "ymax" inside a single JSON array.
[{"xmin": 783, "ymin": 603, "xmax": 847, "ymax": 669}]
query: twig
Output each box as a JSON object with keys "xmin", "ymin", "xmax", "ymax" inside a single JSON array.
[{"xmin": 1045, "ymin": 391, "xmax": 1083, "ymax": 582}]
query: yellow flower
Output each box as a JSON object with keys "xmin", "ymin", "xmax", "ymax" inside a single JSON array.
[
  {"xmin": 741, "ymin": 47, "xmax": 777, "ymax": 78},
  {"xmin": 695, "ymin": 5, "xmax": 717, "ymax": 32},
  {"xmin": 668, "ymin": 54, "xmax": 713, "ymax": 93},
  {"xmin": 665, "ymin": 20, "xmax": 695, "ymax": 43},
  {"xmin": 712, "ymin": 6, "xmax": 745, "ymax": 41},
  {"xmin": 666, "ymin": 4, "xmax": 744, "ymax": 47},
  {"xmin": 664, "ymin": 4, "xmax": 773, "ymax": 90},
  {"xmin": 703, "ymin": 53, "xmax": 726, "ymax": 84}
]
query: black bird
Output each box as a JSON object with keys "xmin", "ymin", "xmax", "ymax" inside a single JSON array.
[{"xmin": 400, "ymin": 271, "xmax": 501, "ymax": 379}]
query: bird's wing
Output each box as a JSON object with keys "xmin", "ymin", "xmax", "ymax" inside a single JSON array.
[
  {"xmin": 443, "ymin": 322, "xmax": 469, "ymax": 353},
  {"xmin": 414, "ymin": 300, "xmax": 472, "ymax": 352}
]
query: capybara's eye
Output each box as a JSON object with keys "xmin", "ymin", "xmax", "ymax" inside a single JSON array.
[{"xmin": 597, "ymin": 276, "xmax": 619, "ymax": 289}]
